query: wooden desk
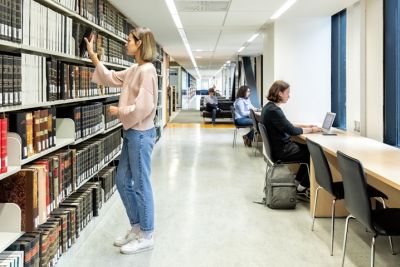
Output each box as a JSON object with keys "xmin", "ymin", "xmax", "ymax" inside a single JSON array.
[{"xmin": 298, "ymin": 132, "xmax": 400, "ymax": 217}]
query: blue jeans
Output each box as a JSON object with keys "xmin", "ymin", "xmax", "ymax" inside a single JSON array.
[
  {"xmin": 116, "ymin": 128, "xmax": 156, "ymax": 232},
  {"xmin": 235, "ymin": 117, "xmax": 254, "ymax": 140}
]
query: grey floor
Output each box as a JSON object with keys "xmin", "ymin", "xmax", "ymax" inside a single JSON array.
[
  {"xmin": 170, "ymin": 110, "xmax": 204, "ymax": 123},
  {"xmin": 58, "ymin": 126, "xmax": 400, "ymax": 267}
]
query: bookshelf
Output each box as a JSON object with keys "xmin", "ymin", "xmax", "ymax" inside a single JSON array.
[
  {"xmin": 155, "ymin": 45, "xmax": 164, "ymax": 141},
  {"xmin": 0, "ymin": 0, "xmax": 166, "ymax": 260},
  {"xmin": 35, "ymin": 0, "xmax": 127, "ymax": 43}
]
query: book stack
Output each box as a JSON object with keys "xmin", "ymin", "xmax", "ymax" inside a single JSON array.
[
  {"xmin": 92, "ymin": 166, "xmax": 116, "ymax": 202},
  {"xmin": 23, "ymin": 0, "xmax": 74, "ymax": 56},
  {"xmin": 0, "ymin": 54, "xmax": 22, "ymax": 107},
  {"xmin": 4, "ymin": 233, "xmax": 39, "ymax": 267},
  {"xmin": 77, "ymin": 0, "xmax": 99, "ymax": 24},
  {"xmin": 0, "ymin": 0, "xmax": 23, "ymax": 43},
  {"xmin": 0, "ymin": 251, "xmax": 23, "ymax": 267},
  {"xmin": 73, "ymin": 129, "xmax": 121, "ymax": 187},
  {"xmin": 21, "ymin": 53, "xmax": 48, "ymax": 105},
  {"xmin": 9, "ymin": 108, "xmax": 57, "ymax": 159},
  {"xmin": 103, "ymin": 102, "xmax": 119, "ymax": 130},
  {"xmin": 57, "ymin": 102, "xmax": 102, "ymax": 141},
  {"xmin": 154, "ymin": 60, "xmax": 162, "ymax": 76},
  {"xmin": 0, "ymin": 168, "xmax": 40, "ymax": 231},
  {"xmin": 108, "ymin": 38, "xmax": 124, "ymax": 65},
  {"xmin": 96, "ymin": 33, "xmax": 109, "ymax": 62}
]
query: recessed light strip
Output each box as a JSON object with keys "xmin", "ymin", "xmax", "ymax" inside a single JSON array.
[
  {"xmin": 270, "ymin": 0, "xmax": 297, "ymax": 20},
  {"xmin": 165, "ymin": 0, "xmax": 201, "ymax": 79}
]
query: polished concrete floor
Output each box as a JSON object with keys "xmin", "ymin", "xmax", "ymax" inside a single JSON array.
[{"xmin": 58, "ymin": 125, "xmax": 400, "ymax": 267}]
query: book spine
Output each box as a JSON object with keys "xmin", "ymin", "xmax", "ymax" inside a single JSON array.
[
  {"xmin": 26, "ymin": 112, "xmax": 34, "ymax": 157},
  {"xmin": 33, "ymin": 110, "xmax": 41, "ymax": 153},
  {"xmin": 0, "ymin": 117, "xmax": 7, "ymax": 173}
]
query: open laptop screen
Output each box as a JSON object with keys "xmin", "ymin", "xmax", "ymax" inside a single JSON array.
[{"xmin": 322, "ymin": 112, "xmax": 336, "ymax": 131}]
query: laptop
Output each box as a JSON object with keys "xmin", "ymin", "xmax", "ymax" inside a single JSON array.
[{"xmin": 321, "ymin": 112, "xmax": 337, "ymax": 135}]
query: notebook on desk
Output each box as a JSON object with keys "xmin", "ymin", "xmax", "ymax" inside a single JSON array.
[{"xmin": 321, "ymin": 112, "xmax": 337, "ymax": 135}]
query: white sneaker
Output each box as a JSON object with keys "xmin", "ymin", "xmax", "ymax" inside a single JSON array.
[
  {"xmin": 113, "ymin": 229, "xmax": 138, "ymax": 247},
  {"xmin": 120, "ymin": 237, "xmax": 154, "ymax": 254}
]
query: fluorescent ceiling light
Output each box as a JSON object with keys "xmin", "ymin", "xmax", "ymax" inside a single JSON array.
[
  {"xmin": 270, "ymin": 0, "xmax": 297, "ymax": 20},
  {"xmin": 238, "ymin": 46, "xmax": 245, "ymax": 53},
  {"xmin": 165, "ymin": 0, "xmax": 200, "ymax": 79},
  {"xmin": 226, "ymin": 61, "xmax": 230, "ymax": 64},
  {"xmin": 247, "ymin": 33, "xmax": 260, "ymax": 43}
]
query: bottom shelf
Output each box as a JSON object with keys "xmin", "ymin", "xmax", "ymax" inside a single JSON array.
[
  {"xmin": 0, "ymin": 232, "xmax": 24, "ymax": 254},
  {"xmin": 55, "ymin": 192, "xmax": 119, "ymax": 267}
]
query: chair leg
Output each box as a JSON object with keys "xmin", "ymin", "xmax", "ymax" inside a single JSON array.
[
  {"xmin": 331, "ymin": 199, "xmax": 337, "ymax": 256},
  {"xmin": 378, "ymin": 197, "xmax": 395, "ymax": 254},
  {"xmin": 342, "ymin": 215, "xmax": 354, "ymax": 267},
  {"xmin": 389, "ymin": 236, "xmax": 395, "ymax": 255},
  {"xmin": 233, "ymin": 128, "xmax": 237, "ymax": 148},
  {"xmin": 371, "ymin": 236, "xmax": 376, "ymax": 267},
  {"xmin": 253, "ymin": 133, "xmax": 257, "ymax": 156},
  {"xmin": 311, "ymin": 186, "xmax": 322, "ymax": 231}
]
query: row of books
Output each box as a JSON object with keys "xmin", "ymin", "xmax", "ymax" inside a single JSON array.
[
  {"xmin": 2, "ymin": 178, "xmax": 110, "ymax": 267},
  {"xmin": 9, "ymin": 108, "xmax": 57, "ymax": 160},
  {"xmin": 20, "ymin": 54, "xmax": 121, "ymax": 106},
  {"xmin": 73, "ymin": 129, "xmax": 121, "ymax": 187},
  {"xmin": 103, "ymin": 102, "xmax": 119, "ymax": 130},
  {"xmin": 57, "ymin": 102, "xmax": 103, "ymax": 140},
  {"xmin": 23, "ymin": 0, "xmax": 75, "ymax": 56},
  {"xmin": 0, "ymin": 166, "xmax": 116, "ymax": 267},
  {"xmin": 0, "ymin": 130, "xmax": 121, "ymax": 232},
  {"xmin": 46, "ymin": 60, "xmax": 99, "ymax": 102},
  {"xmin": 93, "ymin": 166, "xmax": 116, "ymax": 202},
  {"xmin": 0, "ymin": 0, "xmax": 22, "ymax": 43},
  {"xmin": 0, "ymin": 117, "xmax": 6, "ymax": 174},
  {"xmin": 53, "ymin": 0, "xmax": 134, "ymax": 40},
  {"xmin": 0, "ymin": 54, "xmax": 22, "ymax": 106}
]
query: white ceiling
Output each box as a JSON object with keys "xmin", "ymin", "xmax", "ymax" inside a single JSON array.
[{"xmin": 109, "ymin": 0, "xmax": 358, "ymax": 79}]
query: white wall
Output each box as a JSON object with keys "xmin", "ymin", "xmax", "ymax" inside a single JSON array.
[
  {"xmin": 263, "ymin": 24, "xmax": 275, "ymax": 104},
  {"xmin": 346, "ymin": 2, "xmax": 362, "ymax": 132},
  {"xmin": 273, "ymin": 18, "xmax": 332, "ymax": 124},
  {"xmin": 364, "ymin": 0, "xmax": 383, "ymax": 141}
]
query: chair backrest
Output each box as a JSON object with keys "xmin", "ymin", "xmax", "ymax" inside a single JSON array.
[
  {"xmin": 306, "ymin": 138, "xmax": 335, "ymax": 195},
  {"xmin": 249, "ymin": 109, "xmax": 260, "ymax": 134},
  {"xmin": 230, "ymin": 106, "xmax": 236, "ymax": 123},
  {"xmin": 258, "ymin": 123, "xmax": 274, "ymax": 166},
  {"xmin": 337, "ymin": 151, "xmax": 373, "ymax": 230}
]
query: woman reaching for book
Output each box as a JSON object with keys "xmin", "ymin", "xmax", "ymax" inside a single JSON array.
[{"xmin": 85, "ymin": 27, "xmax": 158, "ymax": 254}]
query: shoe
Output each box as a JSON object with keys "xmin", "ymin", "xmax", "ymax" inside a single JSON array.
[
  {"xmin": 296, "ymin": 188, "xmax": 310, "ymax": 202},
  {"xmin": 120, "ymin": 236, "xmax": 154, "ymax": 254},
  {"xmin": 242, "ymin": 135, "xmax": 249, "ymax": 147},
  {"xmin": 114, "ymin": 229, "xmax": 138, "ymax": 247}
]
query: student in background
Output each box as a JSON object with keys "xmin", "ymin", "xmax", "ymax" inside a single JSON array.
[
  {"xmin": 234, "ymin": 85, "xmax": 255, "ymax": 147},
  {"xmin": 203, "ymin": 87, "xmax": 219, "ymax": 124},
  {"xmin": 85, "ymin": 27, "xmax": 157, "ymax": 254},
  {"xmin": 261, "ymin": 80, "xmax": 321, "ymax": 195}
]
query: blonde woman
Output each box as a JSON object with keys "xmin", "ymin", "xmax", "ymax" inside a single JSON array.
[{"xmin": 85, "ymin": 27, "xmax": 158, "ymax": 254}]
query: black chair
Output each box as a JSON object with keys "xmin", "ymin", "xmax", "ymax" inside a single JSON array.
[
  {"xmin": 249, "ymin": 109, "xmax": 261, "ymax": 155},
  {"xmin": 258, "ymin": 123, "xmax": 309, "ymax": 175},
  {"xmin": 230, "ymin": 106, "xmax": 251, "ymax": 148},
  {"xmin": 307, "ymin": 139, "xmax": 388, "ymax": 256},
  {"xmin": 337, "ymin": 151, "xmax": 400, "ymax": 267}
]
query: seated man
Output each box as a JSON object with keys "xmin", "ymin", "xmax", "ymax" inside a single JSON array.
[{"xmin": 203, "ymin": 87, "xmax": 220, "ymax": 124}]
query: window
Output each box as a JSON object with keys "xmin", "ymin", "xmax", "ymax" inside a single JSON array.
[
  {"xmin": 331, "ymin": 10, "xmax": 347, "ymax": 129},
  {"xmin": 384, "ymin": 0, "xmax": 400, "ymax": 146}
]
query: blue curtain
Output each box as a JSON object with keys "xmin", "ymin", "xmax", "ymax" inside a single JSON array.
[
  {"xmin": 331, "ymin": 10, "xmax": 347, "ymax": 129},
  {"xmin": 384, "ymin": 0, "xmax": 400, "ymax": 146}
]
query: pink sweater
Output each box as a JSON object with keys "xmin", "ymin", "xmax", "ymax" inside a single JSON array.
[{"xmin": 92, "ymin": 62, "xmax": 158, "ymax": 131}]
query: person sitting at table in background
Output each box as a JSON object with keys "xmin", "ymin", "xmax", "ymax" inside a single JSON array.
[
  {"xmin": 261, "ymin": 80, "xmax": 321, "ymax": 196},
  {"xmin": 234, "ymin": 85, "xmax": 256, "ymax": 147},
  {"xmin": 203, "ymin": 87, "xmax": 220, "ymax": 124}
]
